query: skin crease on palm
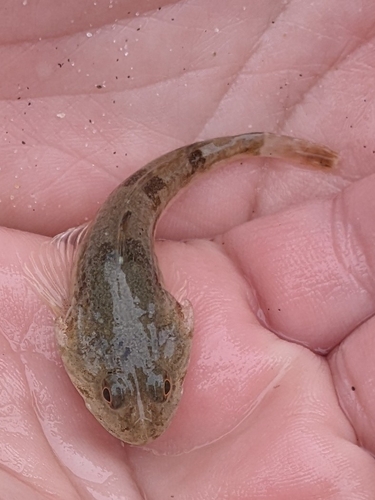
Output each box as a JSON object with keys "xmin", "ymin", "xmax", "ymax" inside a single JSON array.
[{"xmin": 1, "ymin": 0, "xmax": 375, "ymax": 499}]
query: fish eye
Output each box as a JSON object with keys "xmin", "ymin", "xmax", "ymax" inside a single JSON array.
[
  {"xmin": 148, "ymin": 374, "xmax": 173, "ymax": 403},
  {"xmin": 163, "ymin": 378, "xmax": 171, "ymax": 399},
  {"xmin": 102, "ymin": 376, "xmax": 125, "ymax": 410},
  {"xmin": 102, "ymin": 387, "xmax": 111, "ymax": 403}
]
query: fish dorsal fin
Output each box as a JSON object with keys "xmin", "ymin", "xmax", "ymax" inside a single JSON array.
[{"xmin": 24, "ymin": 223, "xmax": 90, "ymax": 316}]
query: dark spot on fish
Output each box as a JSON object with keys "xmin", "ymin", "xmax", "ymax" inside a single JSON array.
[
  {"xmin": 123, "ymin": 167, "xmax": 148, "ymax": 187},
  {"xmin": 124, "ymin": 238, "xmax": 149, "ymax": 265},
  {"xmin": 143, "ymin": 176, "xmax": 167, "ymax": 207},
  {"xmin": 96, "ymin": 242, "xmax": 116, "ymax": 264},
  {"xmin": 188, "ymin": 149, "xmax": 206, "ymax": 172},
  {"xmin": 121, "ymin": 210, "xmax": 132, "ymax": 232},
  {"xmin": 120, "ymin": 346, "xmax": 131, "ymax": 361},
  {"xmin": 80, "ymin": 269, "xmax": 87, "ymax": 285}
]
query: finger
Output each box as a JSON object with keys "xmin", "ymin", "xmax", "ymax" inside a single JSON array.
[
  {"xmin": 219, "ymin": 173, "xmax": 375, "ymax": 352},
  {"xmin": 329, "ymin": 316, "xmax": 375, "ymax": 456}
]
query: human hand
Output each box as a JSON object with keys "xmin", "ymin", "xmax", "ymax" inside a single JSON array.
[{"xmin": 1, "ymin": 1, "xmax": 375, "ymax": 499}]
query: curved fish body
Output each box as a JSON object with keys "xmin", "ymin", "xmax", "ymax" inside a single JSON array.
[{"xmin": 28, "ymin": 133, "xmax": 338, "ymax": 445}]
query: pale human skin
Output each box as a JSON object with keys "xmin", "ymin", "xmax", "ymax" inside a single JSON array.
[{"xmin": 1, "ymin": 1, "xmax": 375, "ymax": 499}]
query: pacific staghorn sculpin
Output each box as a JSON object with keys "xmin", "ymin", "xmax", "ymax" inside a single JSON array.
[{"xmin": 26, "ymin": 133, "xmax": 338, "ymax": 445}]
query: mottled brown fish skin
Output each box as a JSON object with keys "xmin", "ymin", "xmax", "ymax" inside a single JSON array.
[{"xmin": 57, "ymin": 133, "xmax": 338, "ymax": 445}]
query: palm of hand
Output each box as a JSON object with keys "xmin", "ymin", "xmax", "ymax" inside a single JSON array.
[{"xmin": 1, "ymin": 2, "xmax": 375, "ymax": 499}]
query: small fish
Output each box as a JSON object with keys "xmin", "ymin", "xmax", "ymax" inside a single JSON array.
[{"xmin": 26, "ymin": 133, "xmax": 338, "ymax": 445}]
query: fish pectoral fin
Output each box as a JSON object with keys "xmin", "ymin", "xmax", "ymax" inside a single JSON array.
[{"xmin": 23, "ymin": 223, "xmax": 90, "ymax": 316}]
